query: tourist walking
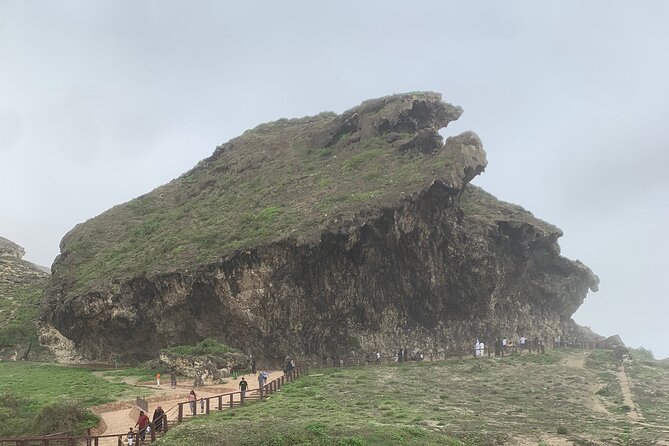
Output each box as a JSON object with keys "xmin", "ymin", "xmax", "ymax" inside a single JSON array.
[
  {"xmin": 134, "ymin": 410, "xmax": 150, "ymax": 442},
  {"xmin": 239, "ymin": 377, "xmax": 248, "ymax": 398},
  {"xmin": 152, "ymin": 406, "xmax": 165, "ymax": 432},
  {"xmin": 188, "ymin": 390, "xmax": 197, "ymax": 415}
]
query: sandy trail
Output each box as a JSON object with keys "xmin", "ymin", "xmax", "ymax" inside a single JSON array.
[
  {"xmin": 559, "ymin": 351, "xmax": 609, "ymax": 415},
  {"xmin": 93, "ymin": 371, "xmax": 285, "ymax": 445},
  {"xmin": 617, "ymin": 365, "xmax": 643, "ymax": 421}
]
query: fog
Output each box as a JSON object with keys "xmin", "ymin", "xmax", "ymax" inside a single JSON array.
[{"xmin": 1, "ymin": 1, "xmax": 667, "ymax": 356}]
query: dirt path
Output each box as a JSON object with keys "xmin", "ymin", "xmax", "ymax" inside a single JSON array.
[
  {"xmin": 559, "ymin": 351, "xmax": 609, "ymax": 415},
  {"xmin": 617, "ymin": 365, "xmax": 643, "ymax": 421},
  {"xmin": 559, "ymin": 351, "xmax": 587, "ymax": 369},
  {"xmin": 93, "ymin": 371, "xmax": 285, "ymax": 445}
]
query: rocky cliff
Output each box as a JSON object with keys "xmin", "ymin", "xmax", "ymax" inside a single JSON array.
[
  {"xmin": 0, "ymin": 237, "xmax": 51, "ymax": 360},
  {"xmin": 41, "ymin": 92, "xmax": 599, "ymax": 362}
]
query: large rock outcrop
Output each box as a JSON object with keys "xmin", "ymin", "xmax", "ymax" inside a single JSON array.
[{"xmin": 40, "ymin": 92, "xmax": 598, "ymax": 362}]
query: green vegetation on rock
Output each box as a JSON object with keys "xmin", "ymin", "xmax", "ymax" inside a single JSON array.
[
  {"xmin": 0, "ymin": 252, "xmax": 51, "ymax": 360},
  {"xmin": 167, "ymin": 338, "xmax": 238, "ymax": 356},
  {"xmin": 51, "ymin": 93, "xmax": 481, "ymax": 293}
]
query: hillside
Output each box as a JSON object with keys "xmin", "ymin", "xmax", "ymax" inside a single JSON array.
[
  {"xmin": 48, "ymin": 92, "xmax": 477, "ymax": 292},
  {"xmin": 41, "ymin": 92, "xmax": 599, "ymax": 362},
  {"xmin": 0, "ymin": 236, "xmax": 51, "ymax": 360},
  {"xmin": 157, "ymin": 349, "xmax": 669, "ymax": 446}
]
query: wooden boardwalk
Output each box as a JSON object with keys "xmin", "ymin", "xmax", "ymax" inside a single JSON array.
[{"xmin": 0, "ymin": 367, "xmax": 306, "ymax": 446}]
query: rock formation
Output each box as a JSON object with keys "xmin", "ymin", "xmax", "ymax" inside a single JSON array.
[
  {"xmin": 159, "ymin": 349, "xmax": 249, "ymax": 384},
  {"xmin": 40, "ymin": 92, "xmax": 599, "ymax": 362}
]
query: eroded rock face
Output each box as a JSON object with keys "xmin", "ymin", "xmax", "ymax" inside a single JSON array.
[
  {"xmin": 40, "ymin": 92, "xmax": 598, "ymax": 362},
  {"xmin": 41, "ymin": 183, "xmax": 598, "ymax": 362},
  {"xmin": 159, "ymin": 350, "xmax": 249, "ymax": 384},
  {"xmin": 312, "ymin": 91, "xmax": 462, "ymax": 151}
]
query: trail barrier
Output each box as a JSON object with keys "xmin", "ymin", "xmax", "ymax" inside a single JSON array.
[
  {"xmin": 0, "ymin": 367, "xmax": 307, "ymax": 445},
  {"xmin": 0, "ymin": 339, "xmax": 595, "ymax": 444}
]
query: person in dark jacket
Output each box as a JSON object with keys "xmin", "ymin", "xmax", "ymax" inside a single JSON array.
[{"xmin": 152, "ymin": 406, "xmax": 165, "ymax": 432}]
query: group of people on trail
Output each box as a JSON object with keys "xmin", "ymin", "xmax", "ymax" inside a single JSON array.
[
  {"xmin": 395, "ymin": 348, "xmax": 424, "ymax": 362},
  {"xmin": 129, "ymin": 407, "xmax": 165, "ymax": 444},
  {"xmin": 283, "ymin": 356, "xmax": 295, "ymax": 374},
  {"xmin": 474, "ymin": 335, "xmax": 546, "ymax": 357}
]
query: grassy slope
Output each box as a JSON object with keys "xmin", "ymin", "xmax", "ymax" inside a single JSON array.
[
  {"xmin": 57, "ymin": 115, "xmax": 458, "ymax": 291},
  {"xmin": 0, "ymin": 362, "xmax": 159, "ymax": 437},
  {"xmin": 54, "ymin": 105, "xmax": 547, "ymax": 294},
  {"xmin": 627, "ymin": 349, "xmax": 669, "ymax": 427},
  {"xmin": 158, "ymin": 350, "xmax": 666, "ymax": 446},
  {"xmin": 0, "ymin": 256, "xmax": 49, "ymax": 357}
]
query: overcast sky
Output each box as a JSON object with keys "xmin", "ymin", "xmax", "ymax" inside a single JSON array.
[{"xmin": 1, "ymin": 1, "xmax": 667, "ymax": 357}]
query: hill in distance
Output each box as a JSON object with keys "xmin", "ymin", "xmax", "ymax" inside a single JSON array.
[{"xmin": 0, "ymin": 236, "xmax": 51, "ymax": 360}]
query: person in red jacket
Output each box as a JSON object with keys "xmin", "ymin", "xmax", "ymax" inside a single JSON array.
[{"xmin": 135, "ymin": 410, "xmax": 150, "ymax": 442}]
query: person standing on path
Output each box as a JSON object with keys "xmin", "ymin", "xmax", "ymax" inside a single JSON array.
[
  {"xmin": 188, "ymin": 390, "xmax": 197, "ymax": 415},
  {"xmin": 134, "ymin": 410, "xmax": 150, "ymax": 442},
  {"xmin": 152, "ymin": 406, "xmax": 165, "ymax": 432},
  {"xmin": 156, "ymin": 373, "xmax": 161, "ymax": 386},
  {"xmin": 239, "ymin": 377, "xmax": 248, "ymax": 398},
  {"xmin": 170, "ymin": 370, "xmax": 177, "ymax": 389}
]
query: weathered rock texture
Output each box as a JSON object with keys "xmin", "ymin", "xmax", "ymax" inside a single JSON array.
[
  {"xmin": 41, "ymin": 92, "xmax": 599, "ymax": 362},
  {"xmin": 159, "ymin": 350, "xmax": 249, "ymax": 384}
]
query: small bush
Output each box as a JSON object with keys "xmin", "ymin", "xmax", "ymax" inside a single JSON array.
[
  {"xmin": 32, "ymin": 400, "xmax": 99, "ymax": 435},
  {"xmin": 557, "ymin": 424, "xmax": 569, "ymax": 435},
  {"xmin": 167, "ymin": 338, "xmax": 238, "ymax": 356}
]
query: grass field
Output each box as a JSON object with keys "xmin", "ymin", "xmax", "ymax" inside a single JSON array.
[
  {"xmin": 157, "ymin": 349, "xmax": 667, "ymax": 446},
  {"xmin": 0, "ymin": 362, "xmax": 158, "ymax": 437}
]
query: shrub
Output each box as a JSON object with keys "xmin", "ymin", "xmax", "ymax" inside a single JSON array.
[
  {"xmin": 167, "ymin": 338, "xmax": 238, "ymax": 356},
  {"xmin": 557, "ymin": 424, "xmax": 569, "ymax": 435},
  {"xmin": 32, "ymin": 400, "xmax": 99, "ymax": 435}
]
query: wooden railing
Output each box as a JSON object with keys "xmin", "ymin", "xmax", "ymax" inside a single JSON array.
[
  {"xmin": 173, "ymin": 366, "xmax": 305, "ymax": 422},
  {"xmin": 0, "ymin": 367, "xmax": 306, "ymax": 445}
]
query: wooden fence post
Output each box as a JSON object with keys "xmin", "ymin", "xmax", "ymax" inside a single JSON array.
[
  {"xmin": 163, "ymin": 413, "xmax": 169, "ymax": 433},
  {"xmin": 229, "ymin": 393, "xmax": 234, "ymax": 408},
  {"xmin": 241, "ymin": 391, "xmax": 245, "ymax": 406},
  {"xmin": 178, "ymin": 402, "xmax": 183, "ymax": 422},
  {"xmin": 218, "ymin": 395, "xmax": 222, "ymax": 410},
  {"xmin": 206, "ymin": 397, "xmax": 210, "ymax": 414}
]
